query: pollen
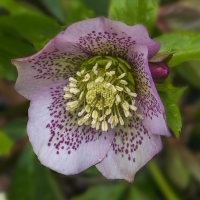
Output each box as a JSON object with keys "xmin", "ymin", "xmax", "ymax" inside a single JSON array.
[
  {"xmin": 63, "ymin": 56, "xmax": 143, "ymax": 131},
  {"xmin": 86, "ymin": 81, "xmax": 115, "ymax": 110}
]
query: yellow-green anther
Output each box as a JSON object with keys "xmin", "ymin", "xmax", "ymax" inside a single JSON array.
[
  {"xmin": 95, "ymin": 76, "xmax": 104, "ymax": 83},
  {"xmin": 83, "ymin": 113, "xmax": 90, "ymax": 120},
  {"xmin": 96, "ymin": 121, "xmax": 100, "ymax": 130},
  {"xmin": 108, "ymin": 115, "xmax": 114, "ymax": 124},
  {"xmin": 70, "ymin": 88, "xmax": 80, "ymax": 94},
  {"xmin": 119, "ymin": 117, "xmax": 124, "ymax": 125},
  {"xmin": 92, "ymin": 110, "xmax": 98, "ymax": 119},
  {"xmin": 124, "ymin": 109, "xmax": 130, "ymax": 117},
  {"xmin": 116, "ymin": 86, "xmax": 123, "ymax": 91},
  {"xmin": 106, "ymin": 72, "xmax": 112, "ymax": 77},
  {"xmin": 69, "ymin": 77, "xmax": 77, "ymax": 83},
  {"xmin": 63, "ymin": 86, "xmax": 70, "ymax": 92},
  {"xmin": 63, "ymin": 93, "xmax": 73, "ymax": 99},
  {"xmin": 67, "ymin": 100, "xmax": 79, "ymax": 108},
  {"xmin": 122, "ymin": 102, "xmax": 129, "ymax": 110},
  {"xmin": 111, "ymin": 85, "xmax": 117, "ymax": 93},
  {"xmin": 118, "ymin": 73, "xmax": 126, "ymax": 79},
  {"xmin": 105, "ymin": 108, "xmax": 111, "ymax": 115},
  {"xmin": 78, "ymin": 119, "xmax": 84, "ymax": 126},
  {"xmin": 105, "ymin": 60, "xmax": 112, "ymax": 70},
  {"xmin": 82, "ymin": 73, "xmax": 90, "ymax": 82},
  {"xmin": 85, "ymin": 119, "xmax": 91, "ymax": 125},
  {"xmin": 114, "ymin": 115, "xmax": 119, "ymax": 125},
  {"xmin": 78, "ymin": 109, "xmax": 85, "ymax": 116},
  {"xmin": 129, "ymin": 105, "xmax": 137, "ymax": 111},
  {"xmin": 92, "ymin": 63, "xmax": 98, "ymax": 75},
  {"xmin": 99, "ymin": 115, "xmax": 106, "ymax": 121},
  {"xmin": 102, "ymin": 121, "xmax": 108, "ymax": 131},
  {"xmin": 115, "ymin": 94, "xmax": 121, "ymax": 105},
  {"xmin": 105, "ymin": 83, "xmax": 111, "ymax": 88},
  {"xmin": 120, "ymin": 80, "xmax": 128, "ymax": 85},
  {"xmin": 76, "ymin": 71, "xmax": 82, "ymax": 77},
  {"xmin": 109, "ymin": 71, "xmax": 115, "ymax": 75},
  {"xmin": 85, "ymin": 105, "xmax": 91, "ymax": 113},
  {"xmin": 130, "ymin": 92, "xmax": 137, "ymax": 97},
  {"xmin": 125, "ymin": 87, "xmax": 131, "ymax": 93},
  {"xmin": 69, "ymin": 82, "xmax": 77, "ymax": 88}
]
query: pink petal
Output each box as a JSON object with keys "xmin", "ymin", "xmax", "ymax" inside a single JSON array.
[
  {"xmin": 55, "ymin": 17, "xmax": 160, "ymax": 58},
  {"xmin": 127, "ymin": 44, "xmax": 171, "ymax": 136},
  {"xmin": 96, "ymin": 116, "xmax": 162, "ymax": 182},
  {"xmin": 13, "ymin": 34, "xmax": 89, "ymax": 100},
  {"xmin": 28, "ymin": 80, "xmax": 115, "ymax": 175}
]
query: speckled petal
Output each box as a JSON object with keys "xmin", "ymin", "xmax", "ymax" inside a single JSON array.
[
  {"xmin": 13, "ymin": 34, "xmax": 89, "ymax": 100},
  {"xmin": 28, "ymin": 80, "xmax": 115, "ymax": 175},
  {"xmin": 96, "ymin": 116, "xmax": 162, "ymax": 182},
  {"xmin": 55, "ymin": 17, "xmax": 160, "ymax": 58},
  {"xmin": 127, "ymin": 44, "xmax": 171, "ymax": 136}
]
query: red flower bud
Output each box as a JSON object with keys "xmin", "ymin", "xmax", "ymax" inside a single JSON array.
[{"xmin": 149, "ymin": 62, "xmax": 170, "ymax": 83}]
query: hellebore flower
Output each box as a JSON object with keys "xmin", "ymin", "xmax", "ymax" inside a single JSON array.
[
  {"xmin": 13, "ymin": 17, "xmax": 171, "ymax": 182},
  {"xmin": 149, "ymin": 62, "xmax": 170, "ymax": 83}
]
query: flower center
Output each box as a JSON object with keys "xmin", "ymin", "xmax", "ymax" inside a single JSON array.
[
  {"xmin": 86, "ymin": 81, "xmax": 115, "ymax": 109},
  {"xmin": 63, "ymin": 56, "xmax": 142, "ymax": 131}
]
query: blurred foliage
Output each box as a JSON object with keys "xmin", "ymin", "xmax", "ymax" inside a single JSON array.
[
  {"xmin": 81, "ymin": 0, "xmax": 109, "ymax": 16},
  {"xmin": 109, "ymin": 0, "xmax": 159, "ymax": 35},
  {"xmin": 1, "ymin": 118, "xmax": 27, "ymax": 140},
  {"xmin": 65, "ymin": 0, "xmax": 94, "ymax": 26},
  {"xmin": 176, "ymin": 61, "xmax": 200, "ymax": 88},
  {"xmin": 71, "ymin": 183, "xmax": 126, "ymax": 200},
  {"xmin": 0, "ymin": 131, "xmax": 13, "ymax": 155},
  {"xmin": 0, "ymin": 0, "xmax": 200, "ymax": 200},
  {"xmin": 7, "ymin": 144, "xmax": 65, "ymax": 200}
]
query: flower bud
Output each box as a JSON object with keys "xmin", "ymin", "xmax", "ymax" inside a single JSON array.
[{"xmin": 149, "ymin": 62, "xmax": 170, "ymax": 83}]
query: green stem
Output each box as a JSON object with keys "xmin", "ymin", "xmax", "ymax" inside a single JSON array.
[{"xmin": 147, "ymin": 160, "xmax": 180, "ymax": 200}]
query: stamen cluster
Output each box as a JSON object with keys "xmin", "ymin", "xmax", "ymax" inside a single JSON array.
[{"xmin": 63, "ymin": 59, "xmax": 140, "ymax": 131}]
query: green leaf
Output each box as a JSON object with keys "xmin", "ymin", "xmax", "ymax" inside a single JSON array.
[
  {"xmin": 1, "ymin": 118, "xmax": 28, "ymax": 141},
  {"xmin": 81, "ymin": 0, "xmax": 110, "ymax": 16},
  {"xmin": 0, "ymin": 48, "xmax": 18, "ymax": 80},
  {"xmin": 176, "ymin": 60, "xmax": 200, "ymax": 88},
  {"xmin": 65, "ymin": 0, "xmax": 94, "ymax": 26},
  {"xmin": 0, "ymin": 14, "xmax": 63, "ymax": 50},
  {"xmin": 7, "ymin": 144, "xmax": 65, "ymax": 200},
  {"xmin": 0, "ymin": 13, "xmax": 62, "ymax": 80},
  {"xmin": 0, "ymin": 33, "xmax": 35, "ymax": 57},
  {"xmin": 108, "ymin": 0, "xmax": 159, "ymax": 34},
  {"xmin": 159, "ymin": 88, "xmax": 186, "ymax": 138},
  {"xmin": 40, "ymin": 0, "xmax": 65, "ymax": 24},
  {"xmin": 71, "ymin": 183, "xmax": 126, "ymax": 200},
  {"xmin": 155, "ymin": 32, "xmax": 200, "ymax": 67},
  {"xmin": 0, "ymin": 131, "xmax": 13, "ymax": 156},
  {"xmin": 0, "ymin": 31, "xmax": 36, "ymax": 80},
  {"xmin": 155, "ymin": 77, "xmax": 179, "ymax": 92},
  {"xmin": 155, "ymin": 83, "xmax": 179, "ymax": 92},
  {"xmin": 0, "ymin": 0, "xmax": 33, "ymax": 15}
]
